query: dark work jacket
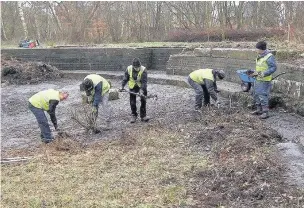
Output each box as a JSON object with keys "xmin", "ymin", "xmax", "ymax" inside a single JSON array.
[
  {"xmin": 48, "ymin": 100, "xmax": 59, "ymax": 126},
  {"xmin": 85, "ymin": 82, "xmax": 103, "ymax": 108}
]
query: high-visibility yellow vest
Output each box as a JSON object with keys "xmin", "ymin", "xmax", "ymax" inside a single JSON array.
[
  {"xmin": 127, "ymin": 65, "xmax": 146, "ymax": 89},
  {"xmin": 256, "ymin": 53, "xmax": 273, "ymax": 81},
  {"xmin": 29, "ymin": 89, "xmax": 60, "ymax": 111},
  {"xmin": 189, "ymin": 69, "xmax": 214, "ymax": 85},
  {"xmin": 84, "ymin": 74, "xmax": 110, "ymax": 95}
]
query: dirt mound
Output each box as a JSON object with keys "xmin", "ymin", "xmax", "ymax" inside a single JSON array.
[
  {"xmin": 1, "ymin": 58, "xmax": 63, "ymax": 85},
  {"xmin": 187, "ymin": 108, "xmax": 303, "ymax": 207}
]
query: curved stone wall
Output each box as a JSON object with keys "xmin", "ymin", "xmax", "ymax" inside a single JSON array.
[
  {"xmin": 1, "ymin": 47, "xmax": 183, "ymax": 71},
  {"xmin": 167, "ymin": 48, "xmax": 304, "ymax": 99}
]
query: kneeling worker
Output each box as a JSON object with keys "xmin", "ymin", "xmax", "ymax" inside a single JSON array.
[
  {"xmin": 120, "ymin": 58, "xmax": 149, "ymax": 123},
  {"xmin": 29, "ymin": 89, "xmax": 69, "ymax": 143},
  {"xmin": 81, "ymin": 74, "xmax": 112, "ymax": 128},
  {"xmin": 187, "ymin": 68, "xmax": 225, "ymax": 110}
]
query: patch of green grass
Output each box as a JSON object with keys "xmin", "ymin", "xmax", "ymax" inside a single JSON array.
[{"xmin": 1, "ymin": 129, "xmax": 206, "ymax": 207}]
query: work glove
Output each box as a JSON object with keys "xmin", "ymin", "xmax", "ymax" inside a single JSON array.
[
  {"xmin": 92, "ymin": 106, "xmax": 98, "ymax": 114},
  {"xmin": 249, "ymin": 71, "xmax": 258, "ymax": 77},
  {"xmin": 87, "ymin": 95, "xmax": 94, "ymax": 104},
  {"xmin": 257, "ymin": 71, "xmax": 264, "ymax": 78},
  {"xmin": 215, "ymin": 101, "xmax": 220, "ymax": 108},
  {"xmin": 140, "ymin": 89, "xmax": 145, "ymax": 95},
  {"xmin": 250, "ymin": 71, "xmax": 264, "ymax": 78}
]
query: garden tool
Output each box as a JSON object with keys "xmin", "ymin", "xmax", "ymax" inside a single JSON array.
[{"xmin": 120, "ymin": 89, "xmax": 158, "ymax": 100}]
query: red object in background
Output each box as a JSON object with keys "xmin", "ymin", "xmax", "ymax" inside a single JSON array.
[{"xmin": 29, "ymin": 42, "xmax": 36, "ymax": 48}]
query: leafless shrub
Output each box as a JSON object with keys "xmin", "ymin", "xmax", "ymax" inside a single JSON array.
[{"xmin": 70, "ymin": 105, "xmax": 100, "ymax": 134}]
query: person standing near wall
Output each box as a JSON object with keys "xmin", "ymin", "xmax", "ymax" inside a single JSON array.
[
  {"xmin": 120, "ymin": 58, "xmax": 149, "ymax": 123},
  {"xmin": 250, "ymin": 41, "xmax": 277, "ymax": 119}
]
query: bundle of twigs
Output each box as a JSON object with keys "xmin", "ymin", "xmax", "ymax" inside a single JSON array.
[{"xmin": 70, "ymin": 105, "xmax": 100, "ymax": 134}]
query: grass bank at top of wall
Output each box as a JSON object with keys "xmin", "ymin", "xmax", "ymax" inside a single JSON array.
[{"xmin": 2, "ymin": 41, "xmax": 304, "ymax": 51}]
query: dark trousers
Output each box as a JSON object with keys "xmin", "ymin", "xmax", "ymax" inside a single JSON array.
[
  {"xmin": 202, "ymin": 85, "xmax": 210, "ymax": 105},
  {"xmin": 187, "ymin": 77, "xmax": 210, "ymax": 108},
  {"xmin": 130, "ymin": 86, "xmax": 146, "ymax": 118},
  {"xmin": 29, "ymin": 103, "xmax": 53, "ymax": 142}
]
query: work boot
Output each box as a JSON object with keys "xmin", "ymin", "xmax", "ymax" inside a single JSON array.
[
  {"xmin": 247, "ymin": 103, "xmax": 257, "ymax": 110},
  {"xmin": 130, "ymin": 116, "xmax": 137, "ymax": 123},
  {"xmin": 251, "ymin": 105, "xmax": 262, "ymax": 115},
  {"xmin": 259, "ymin": 112, "xmax": 269, "ymax": 119},
  {"xmin": 102, "ymin": 122, "xmax": 111, "ymax": 131},
  {"xmin": 141, "ymin": 116, "xmax": 149, "ymax": 122},
  {"xmin": 259, "ymin": 106, "xmax": 269, "ymax": 119},
  {"xmin": 43, "ymin": 137, "xmax": 54, "ymax": 144},
  {"xmin": 195, "ymin": 106, "xmax": 202, "ymax": 111}
]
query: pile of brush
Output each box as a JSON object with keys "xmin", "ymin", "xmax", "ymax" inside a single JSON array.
[{"xmin": 70, "ymin": 105, "xmax": 101, "ymax": 134}]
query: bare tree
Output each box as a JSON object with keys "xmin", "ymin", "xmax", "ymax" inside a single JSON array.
[
  {"xmin": 49, "ymin": 1, "xmax": 62, "ymax": 32},
  {"xmin": 1, "ymin": 1, "xmax": 304, "ymax": 43},
  {"xmin": 17, "ymin": 1, "xmax": 28, "ymax": 39},
  {"xmin": 1, "ymin": 16, "xmax": 7, "ymax": 41}
]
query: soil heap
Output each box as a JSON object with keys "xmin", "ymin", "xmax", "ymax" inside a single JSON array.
[{"xmin": 1, "ymin": 58, "xmax": 63, "ymax": 85}]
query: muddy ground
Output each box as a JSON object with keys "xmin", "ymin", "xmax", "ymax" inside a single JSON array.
[
  {"xmin": 1, "ymin": 79, "xmax": 202, "ymax": 150},
  {"xmin": 2, "ymin": 78, "xmax": 304, "ymax": 151},
  {"xmin": 2, "ymin": 78, "xmax": 304, "ymax": 207}
]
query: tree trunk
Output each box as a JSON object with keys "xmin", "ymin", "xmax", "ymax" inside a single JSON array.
[
  {"xmin": 33, "ymin": 13, "xmax": 41, "ymax": 40},
  {"xmin": 1, "ymin": 17, "xmax": 7, "ymax": 41},
  {"xmin": 49, "ymin": 2, "xmax": 62, "ymax": 32},
  {"xmin": 17, "ymin": 1, "xmax": 28, "ymax": 39},
  {"xmin": 224, "ymin": 1, "xmax": 232, "ymax": 29},
  {"xmin": 153, "ymin": 2, "xmax": 162, "ymax": 39},
  {"xmin": 235, "ymin": 1, "xmax": 245, "ymax": 29}
]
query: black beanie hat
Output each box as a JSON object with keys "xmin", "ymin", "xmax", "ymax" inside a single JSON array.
[
  {"xmin": 256, "ymin": 41, "xmax": 267, "ymax": 50},
  {"xmin": 132, "ymin": 58, "xmax": 141, "ymax": 67}
]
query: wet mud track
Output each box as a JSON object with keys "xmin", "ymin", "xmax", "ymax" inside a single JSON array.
[
  {"xmin": 2, "ymin": 78, "xmax": 304, "ymax": 151},
  {"xmin": 1, "ymin": 79, "xmax": 199, "ymax": 151}
]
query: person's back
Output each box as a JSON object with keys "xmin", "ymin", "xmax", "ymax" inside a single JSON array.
[
  {"xmin": 29, "ymin": 89, "xmax": 60, "ymax": 110},
  {"xmin": 28, "ymin": 89, "xmax": 68, "ymax": 143},
  {"xmin": 189, "ymin": 69, "xmax": 214, "ymax": 85},
  {"xmin": 188, "ymin": 68, "xmax": 225, "ymax": 110}
]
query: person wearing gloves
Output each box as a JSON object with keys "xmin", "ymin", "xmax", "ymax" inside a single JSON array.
[
  {"xmin": 120, "ymin": 58, "xmax": 149, "ymax": 123},
  {"xmin": 250, "ymin": 41, "xmax": 277, "ymax": 119},
  {"xmin": 28, "ymin": 89, "xmax": 69, "ymax": 143},
  {"xmin": 187, "ymin": 68, "xmax": 225, "ymax": 110},
  {"xmin": 81, "ymin": 74, "xmax": 112, "ymax": 128}
]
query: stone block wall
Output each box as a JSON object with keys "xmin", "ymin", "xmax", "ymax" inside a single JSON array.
[
  {"xmin": 2, "ymin": 47, "xmax": 303, "ymax": 99},
  {"xmin": 1, "ymin": 47, "xmax": 183, "ymax": 71},
  {"xmin": 167, "ymin": 48, "xmax": 304, "ymax": 99},
  {"xmin": 150, "ymin": 48, "xmax": 183, "ymax": 70}
]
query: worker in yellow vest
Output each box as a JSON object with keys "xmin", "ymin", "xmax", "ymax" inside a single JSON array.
[
  {"xmin": 28, "ymin": 89, "xmax": 69, "ymax": 143},
  {"xmin": 81, "ymin": 74, "xmax": 112, "ymax": 129},
  {"xmin": 250, "ymin": 41, "xmax": 277, "ymax": 119},
  {"xmin": 188, "ymin": 69, "xmax": 225, "ymax": 110},
  {"xmin": 120, "ymin": 58, "xmax": 149, "ymax": 123}
]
